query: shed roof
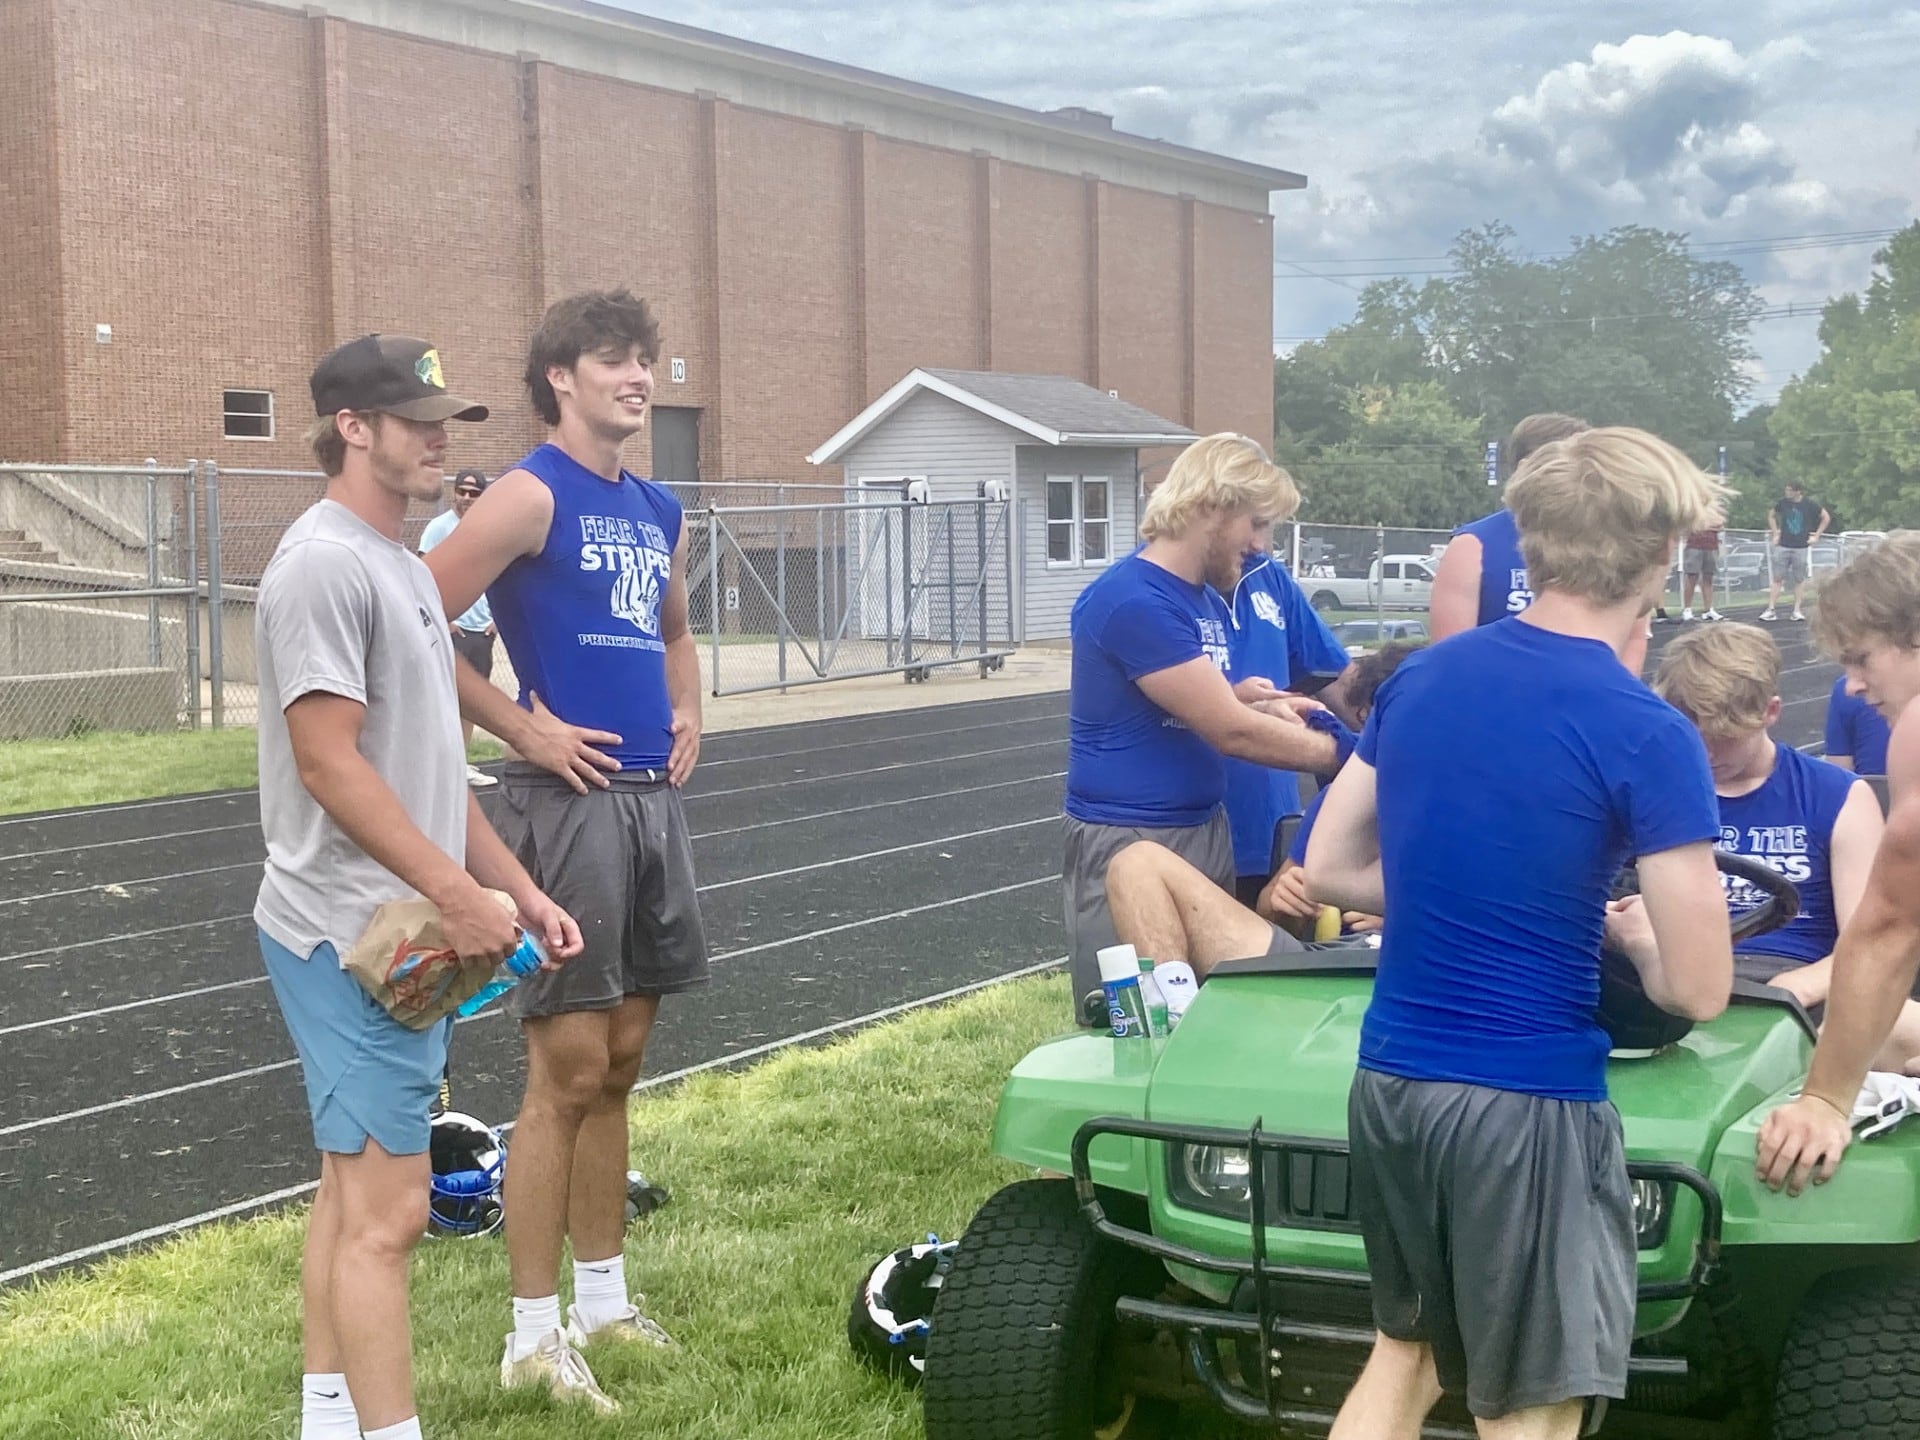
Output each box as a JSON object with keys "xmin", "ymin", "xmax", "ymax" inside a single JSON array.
[{"xmin": 808, "ymin": 368, "xmax": 1199, "ymax": 465}]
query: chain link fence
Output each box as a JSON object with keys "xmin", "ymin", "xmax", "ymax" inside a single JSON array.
[{"xmin": 0, "ymin": 463, "xmax": 203, "ymax": 739}]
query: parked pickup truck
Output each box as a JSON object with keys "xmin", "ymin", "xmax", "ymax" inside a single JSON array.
[{"xmin": 1300, "ymin": 554, "xmax": 1435, "ymax": 613}]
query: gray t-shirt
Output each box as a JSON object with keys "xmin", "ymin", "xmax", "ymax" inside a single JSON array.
[{"xmin": 254, "ymin": 499, "xmax": 468, "ymax": 958}]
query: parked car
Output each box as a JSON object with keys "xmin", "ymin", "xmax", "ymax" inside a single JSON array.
[
  {"xmin": 1301, "ymin": 555, "xmax": 1435, "ymax": 613},
  {"xmin": 1329, "ymin": 618, "xmax": 1428, "ymax": 655}
]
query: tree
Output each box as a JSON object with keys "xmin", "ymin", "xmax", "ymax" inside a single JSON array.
[
  {"xmin": 1275, "ymin": 222, "xmax": 1769, "ymax": 529},
  {"xmin": 1291, "ymin": 381, "xmax": 1483, "ymax": 529},
  {"xmin": 1771, "ymin": 224, "xmax": 1920, "ymax": 530}
]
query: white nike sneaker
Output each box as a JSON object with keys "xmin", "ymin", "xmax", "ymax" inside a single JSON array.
[
  {"xmin": 1681, "ymin": 608, "xmax": 1694, "ymax": 621},
  {"xmin": 1704, "ymin": 609, "xmax": 1724, "ymax": 621},
  {"xmin": 467, "ymin": 764, "xmax": 498, "ymax": 789},
  {"xmin": 1759, "ymin": 608, "xmax": 1777, "ymax": 621},
  {"xmin": 500, "ymin": 1329, "xmax": 618, "ymax": 1413},
  {"xmin": 567, "ymin": 1299, "xmax": 675, "ymax": 1349},
  {"xmin": 1792, "ymin": 609, "xmax": 1806, "ymax": 622}
]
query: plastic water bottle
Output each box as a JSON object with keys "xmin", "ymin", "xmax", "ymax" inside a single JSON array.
[
  {"xmin": 1154, "ymin": 960, "xmax": 1198, "ymax": 1027},
  {"xmin": 1137, "ymin": 959, "xmax": 1172, "ymax": 1038},
  {"xmin": 455, "ymin": 932, "xmax": 546, "ymax": 1018},
  {"xmin": 1097, "ymin": 943, "xmax": 1150, "ymax": 1039}
]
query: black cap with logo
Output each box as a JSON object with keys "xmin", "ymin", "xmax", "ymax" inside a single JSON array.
[{"xmin": 310, "ymin": 334, "xmax": 489, "ymax": 423}]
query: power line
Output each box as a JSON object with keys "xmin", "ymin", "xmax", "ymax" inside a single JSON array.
[{"xmin": 1272, "ymin": 228, "xmax": 1902, "ymax": 280}]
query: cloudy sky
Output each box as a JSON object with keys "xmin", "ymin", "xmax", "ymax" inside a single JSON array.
[{"xmin": 604, "ymin": 0, "xmax": 1919, "ymax": 407}]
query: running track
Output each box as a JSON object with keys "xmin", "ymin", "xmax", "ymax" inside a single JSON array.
[{"xmin": 0, "ymin": 621, "xmax": 1845, "ymax": 1284}]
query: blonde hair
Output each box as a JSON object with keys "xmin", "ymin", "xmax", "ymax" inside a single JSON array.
[
  {"xmin": 1654, "ymin": 623, "xmax": 1779, "ymax": 735},
  {"xmin": 306, "ymin": 413, "xmax": 348, "ymax": 477},
  {"xmin": 1139, "ymin": 434, "xmax": 1299, "ymax": 541},
  {"xmin": 1505, "ymin": 427, "xmax": 1731, "ymax": 605},
  {"xmin": 1811, "ymin": 532, "xmax": 1920, "ymax": 657}
]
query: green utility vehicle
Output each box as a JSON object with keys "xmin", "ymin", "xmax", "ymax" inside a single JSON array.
[{"xmin": 921, "ymin": 853, "xmax": 1920, "ymax": 1439}]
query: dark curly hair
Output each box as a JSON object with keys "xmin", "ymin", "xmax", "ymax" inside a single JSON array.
[
  {"xmin": 524, "ymin": 289, "xmax": 662, "ymax": 426},
  {"xmin": 1347, "ymin": 639, "xmax": 1426, "ymax": 723}
]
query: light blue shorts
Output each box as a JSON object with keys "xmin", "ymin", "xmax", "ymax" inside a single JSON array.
[{"xmin": 259, "ymin": 928, "xmax": 452, "ymax": 1157}]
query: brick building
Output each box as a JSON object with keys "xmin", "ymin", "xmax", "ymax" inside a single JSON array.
[{"xmin": 0, "ymin": 0, "xmax": 1299, "ymax": 485}]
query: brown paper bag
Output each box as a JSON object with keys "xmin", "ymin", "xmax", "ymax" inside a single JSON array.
[{"xmin": 341, "ymin": 889, "xmax": 519, "ymax": 1031}]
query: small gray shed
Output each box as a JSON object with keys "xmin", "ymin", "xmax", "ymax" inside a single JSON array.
[{"xmin": 808, "ymin": 368, "xmax": 1198, "ymax": 640}]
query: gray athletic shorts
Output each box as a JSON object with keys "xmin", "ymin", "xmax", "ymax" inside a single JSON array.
[
  {"xmin": 1348, "ymin": 1070, "xmax": 1635, "ymax": 1418},
  {"xmin": 1681, "ymin": 548, "xmax": 1717, "ymax": 578},
  {"xmin": 1774, "ymin": 546, "xmax": 1809, "ymax": 586},
  {"xmin": 494, "ymin": 763, "xmax": 710, "ymax": 1017},
  {"xmin": 1062, "ymin": 808, "xmax": 1232, "ymax": 1009}
]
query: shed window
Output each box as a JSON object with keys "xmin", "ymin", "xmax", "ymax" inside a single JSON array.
[
  {"xmin": 1046, "ymin": 475, "xmax": 1113, "ymax": 568},
  {"xmin": 223, "ymin": 389, "xmax": 274, "ymax": 440}
]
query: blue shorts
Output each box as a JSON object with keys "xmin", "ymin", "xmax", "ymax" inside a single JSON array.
[{"xmin": 259, "ymin": 928, "xmax": 452, "ymax": 1157}]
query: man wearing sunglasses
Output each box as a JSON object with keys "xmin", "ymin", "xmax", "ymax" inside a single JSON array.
[{"xmin": 418, "ymin": 469, "xmax": 499, "ymax": 788}]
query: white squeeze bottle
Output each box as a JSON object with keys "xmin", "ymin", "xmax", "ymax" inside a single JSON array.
[
  {"xmin": 1153, "ymin": 960, "xmax": 1198, "ymax": 1027},
  {"xmin": 1137, "ymin": 958, "xmax": 1172, "ymax": 1037}
]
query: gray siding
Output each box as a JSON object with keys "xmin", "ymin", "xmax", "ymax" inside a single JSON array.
[
  {"xmin": 1017, "ymin": 445, "xmax": 1140, "ymax": 639},
  {"xmin": 835, "ymin": 390, "xmax": 1020, "ymax": 647}
]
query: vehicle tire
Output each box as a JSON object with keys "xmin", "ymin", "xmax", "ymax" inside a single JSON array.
[
  {"xmin": 922, "ymin": 1178, "xmax": 1174, "ymax": 1440},
  {"xmin": 1773, "ymin": 1268, "xmax": 1920, "ymax": 1438},
  {"xmin": 1311, "ymin": 590, "xmax": 1341, "ymax": 614}
]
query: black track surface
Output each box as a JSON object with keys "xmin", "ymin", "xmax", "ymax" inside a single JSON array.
[{"xmin": 0, "ymin": 620, "xmax": 1846, "ymax": 1284}]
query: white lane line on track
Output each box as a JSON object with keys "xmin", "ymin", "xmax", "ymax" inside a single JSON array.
[
  {"xmin": 0, "ymin": 710, "xmax": 1067, "ymax": 865},
  {"xmin": 0, "ymin": 875, "xmax": 1056, "ymax": 1136},
  {"xmin": 1, "ymin": 746, "xmax": 1062, "ymax": 906},
  {"xmin": 0, "ymin": 692, "xmax": 1068, "ymax": 833},
  {"xmin": 0, "ymin": 954, "xmax": 1067, "ymax": 1286},
  {"xmin": 0, "ymin": 822, "xmax": 1058, "ymax": 1035},
  {"xmin": 0, "ymin": 771, "xmax": 1067, "ymax": 966},
  {"xmin": 686, "ymin": 739, "xmax": 1058, "ymax": 801}
]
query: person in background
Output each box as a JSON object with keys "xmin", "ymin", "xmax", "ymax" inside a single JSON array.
[
  {"xmin": 1824, "ymin": 672, "xmax": 1891, "ymax": 776},
  {"xmin": 1222, "ymin": 480, "xmax": 1356, "ymax": 906},
  {"xmin": 1428, "ymin": 413, "xmax": 1590, "ymax": 640},
  {"xmin": 1061, "ymin": 433, "xmax": 1340, "ymax": 1017},
  {"xmin": 1652, "ymin": 625, "xmax": 1896, "ymax": 1056},
  {"xmin": 418, "ymin": 469, "xmax": 498, "ymax": 789},
  {"xmin": 1680, "ymin": 523, "xmax": 1723, "ymax": 622},
  {"xmin": 1761, "ymin": 481, "xmax": 1829, "ymax": 623}
]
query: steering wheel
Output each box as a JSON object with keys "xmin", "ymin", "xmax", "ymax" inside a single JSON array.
[{"xmin": 1598, "ymin": 850, "xmax": 1801, "ymax": 1051}]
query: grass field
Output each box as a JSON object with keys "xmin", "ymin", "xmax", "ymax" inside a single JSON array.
[
  {"xmin": 0, "ymin": 731, "xmax": 506, "ymax": 816},
  {"xmin": 0, "ymin": 974, "xmax": 1074, "ymax": 1440}
]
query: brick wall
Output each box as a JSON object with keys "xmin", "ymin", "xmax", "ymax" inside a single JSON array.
[
  {"xmin": 15, "ymin": 0, "xmax": 1276, "ymax": 484},
  {"xmin": 0, "ymin": 3, "xmax": 62, "ymax": 464}
]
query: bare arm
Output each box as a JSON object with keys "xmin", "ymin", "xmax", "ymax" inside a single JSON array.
[
  {"xmin": 1607, "ymin": 842, "xmax": 1733, "ymax": 1021},
  {"xmin": 1759, "ymin": 781, "xmax": 1885, "ymax": 1005},
  {"xmin": 1427, "ymin": 533, "xmax": 1481, "ymax": 641},
  {"xmin": 1301, "ymin": 757, "xmax": 1383, "ymax": 916},
  {"xmin": 285, "ymin": 693, "xmax": 516, "ymax": 964},
  {"xmin": 661, "ymin": 526, "xmax": 702, "ymax": 785},
  {"xmin": 1813, "ymin": 507, "xmax": 1832, "ymax": 542},
  {"xmin": 1135, "ymin": 658, "xmax": 1338, "ymax": 773},
  {"xmin": 424, "ymin": 469, "xmax": 623, "ymax": 792},
  {"xmin": 1758, "ymin": 718, "xmax": 1920, "ymax": 1193}
]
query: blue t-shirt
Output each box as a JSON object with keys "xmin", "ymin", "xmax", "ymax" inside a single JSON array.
[
  {"xmin": 1454, "ymin": 508, "xmax": 1531, "ymax": 627},
  {"xmin": 1355, "ymin": 620, "xmax": 1720, "ymax": 1102},
  {"xmin": 487, "ymin": 444, "xmax": 683, "ymax": 770},
  {"xmin": 1222, "ymin": 555, "xmax": 1350, "ymax": 874},
  {"xmin": 1721, "ymin": 742, "xmax": 1859, "ymax": 965},
  {"xmin": 1824, "ymin": 676, "xmax": 1890, "ymax": 776},
  {"xmin": 1067, "ymin": 555, "xmax": 1233, "ymax": 827}
]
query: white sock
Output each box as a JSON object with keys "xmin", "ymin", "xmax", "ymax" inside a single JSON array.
[
  {"xmin": 364, "ymin": 1420, "xmax": 423, "ymax": 1440},
  {"xmin": 300, "ymin": 1373, "xmax": 359, "ymax": 1440},
  {"xmin": 511, "ymin": 1293, "xmax": 563, "ymax": 1361},
  {"xmin": 572, "ymin": 1254, "xmax": 631, "ymax": 1332}
]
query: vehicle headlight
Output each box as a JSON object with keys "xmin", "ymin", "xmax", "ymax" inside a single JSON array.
[
  {"xmin": 1173, "ymin": 1144, "xmax": 1252, "ymax": 1216},
  {"xmin": 1631, "ymin": 1178, "xmax": 1673, "ymax": 1250}
]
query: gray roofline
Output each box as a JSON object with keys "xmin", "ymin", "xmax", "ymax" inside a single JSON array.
[{"xmin": 489, "ymin": 0, "xmax": 1307, "ymax": 192}]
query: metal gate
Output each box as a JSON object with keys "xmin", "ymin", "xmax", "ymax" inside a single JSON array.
[{"xmin": 687, "ymin": 489, "xmax": 1016, "ymax": 696}]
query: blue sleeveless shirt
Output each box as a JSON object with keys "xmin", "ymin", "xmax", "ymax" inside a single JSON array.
[
  {"xmin": 1454, "ymin": 508, "xmax": 1531, "ymax": 627},
  {"xmin": 488, "ymin": 444, "xmax": 682, "ymax": 770},
  {"xmin": 1720, "ymin": 742, "xmax": 1858, "ymax": 965}
]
